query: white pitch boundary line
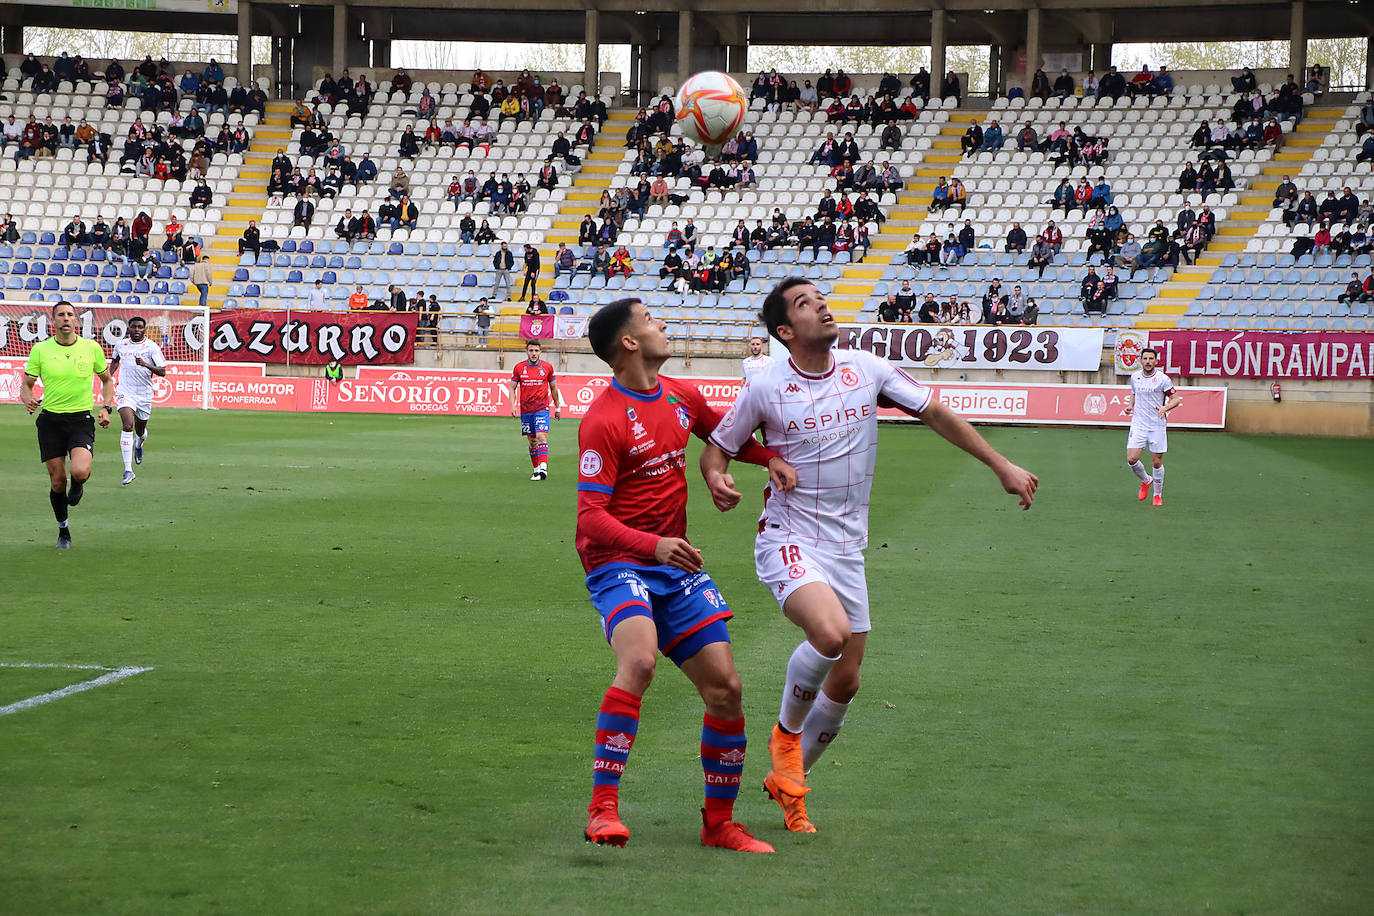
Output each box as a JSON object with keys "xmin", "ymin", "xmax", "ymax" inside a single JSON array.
[{"xmin": 0, "ymin": 662, "xmax": 154, "ymax": 717}]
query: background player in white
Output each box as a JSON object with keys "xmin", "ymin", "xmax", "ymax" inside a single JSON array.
[
  {"xmin": 1124, "ymin": 346, "xmax": 1181, "ymax": 506},
  {"xmin": 741, "ymin": 334, "xmax": 773, "ymax": 379},
  {"xmin": 701, "ymin": 277, "xmax": 1038, "ymax": 833},
  {"xmin": 108, "ymin": 316, "xmax": 166, "ymax": 485}
]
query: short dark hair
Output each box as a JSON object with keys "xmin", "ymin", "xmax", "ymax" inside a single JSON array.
[
  {"xmin": 51, "ymin": 300, "xmax": 74, "ymax": 316},
  {"xmin": 759, "ymin": 277, "xmax": 814, "ymax": 343},
  {"xmin": 588, "ymin": 298, "xmax": 640, "ymax": 364},
  {"xmin": 1142, "ymin": 346, "xmax": 1158, "ymax": 357},
  {"xmin": 128, "ymin": 315, "xmax": 146, "ymax": 326},
  {"xmin": 524, "ymin": 340, "xmax": 541, "ymax": 349}
]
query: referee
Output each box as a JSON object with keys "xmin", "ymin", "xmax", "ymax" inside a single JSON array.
[{"xmin": 21, "ymin": 301, "xmax": 115, "ymax": 549}]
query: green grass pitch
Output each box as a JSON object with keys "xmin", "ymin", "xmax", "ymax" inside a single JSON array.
[{"xmin": 2, "ymin": 406, "xmax": 1371, "ymax": 914}]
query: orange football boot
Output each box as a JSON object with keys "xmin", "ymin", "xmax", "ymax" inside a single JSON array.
[
  {"xmin": 700, "ymin": 809, "xmax": 775, "ymax": 853},
  {"xmin": 1138, "ymin": 481, "xmax": 1151, "ymax": 501},
  {"xmin": 585, "ymin": 805, "xmax": 630, "ymax": 847}
]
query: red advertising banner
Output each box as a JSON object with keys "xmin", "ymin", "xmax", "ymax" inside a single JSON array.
[
  {"xmin": 1147, "ymin": 330, "xmax": 1374, "ymax": 379},
  {"xmin": 208, "ymin": 310, "xmax": 418, "ymax": 365},
  {"xmin": 0, "ymin": 363, "xmax": 1228, "ymax": 428},
  {"xmin": 0, "ymin": 302, "xmax": 204, "ymax": 359}
]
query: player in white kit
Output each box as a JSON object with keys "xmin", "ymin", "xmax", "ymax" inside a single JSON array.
[
  {"xmin": 108, "ymin": 316, "xmax": 167, "ymax": 485},
  {"xmin": 741, "ymin": 335, "xmax": 774, "ymax": 379},
  {"xmin": 1125, "ymin": 347, "xmax": 1180, "ymax": 506},
  {"xmin": 701, "ymin": 278, "xmax": 1038, "ymax": 833}
]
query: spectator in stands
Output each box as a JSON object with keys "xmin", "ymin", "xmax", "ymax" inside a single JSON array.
[
  {"xmin": 1016, "ymin": 230, "xmax": 1053, "ymax": 282},
  {"xmin": 1336, "ymin": 188, "xmax": 1360, "ymax": 225},
  {"xmin": 608, "ymin": 246, "xmax": 634, "ymax": 279},
  {"xmin": 999, "ymin": 221, "xmax": 1026, "ymax": 253},
  {"xmin": 524, "ymin": 295, "xmax": 550, "ymax": 316},
  {"xmin": 161, "ymin": 214, "xmax": 184, "ymax": 254},
  {"xmin": 516, "ymin": 244, "xmax": 541, "ymax": 301},
  {"xmin": 980, "ymin": 119, "xmax": 1004, "ymax": 153},
  {"xmin": 1313, "ymin": 222, "xmax": 1332, "ymax": 254},
  {"xmin": 109, "ymin": 217, "xmax": 130, "ymax": 258},
  {"xmin": 61, "ymin": 215, "xmax": 89, "ymax": 248},
  {"xmin": 1047, "ymin": 177, "xmax": 1072, "ymax": 215},
  {"xmin": 190, "ymin": 179, "xmax": 212, "ymax": 209},
  {"xmin": 398, "ymin": 125, "xmax": 420, "ymax": 159},
  {"xmin": 88, "ymin": 216, "xmax": 110, "ymax": 250},
  {"xmin": 386, "ymin": 166, "xmax": 410, "ymax": 201},
  {"xmin": 879, "ymin": 120, "xmax": 902, "ymax": 152},
  {"xmin": 940, "ymin": 232, "xmax": 965, "ymax": 266},
  {"xmin": 1098, "ymin": 66, "xmax": 1126, "ymax": 100},
  {"xmin": 1337, "ymin": 273, "xmax": 1370, "ymax": 304},
  {"xmin": 335, "ymin": 208, "xmax": 355, "ymax": 240},
  {"xmin": 354, "ymin": 154, "xmax": 378, "ymax": 187},
  {"xmin": 238, "ymin": 220, "xmax": 262, "ymax": 263},
  {"xmin": 490, "ymin": 241, "xmax": 515, "ymax": 299},
  {"xmin": 904, "ymin": 232, "xmax": 924, "ymax": 266},
  {"xmin": 960, "ymin": 119, "xmax": 983, "ymax": 157},
  {"xmin": 956, "ymin": 218, "xmax": 975, "ymax": 253},
  {"xmin": 1072, "ymin": 177, "xmax": 1094, "ymax": 214},
  {"xmin": 876, "ymin": 294, "xmax": 902, "ymax": 323},
  {"xmin": 1016, "ymin": 121, "xmax": 1039, "ymax": 152},
  {"xmin": 1052, "ymin": 69, "xmax": 1075, "ymax": 100},
  {"xmin": 1040, "ymin": 220, "xmax": 1063, "ymax": 255},
  {"xmin": 1114, "ymin": 233, "xmax": 1142, "ymax": 275},
  {"xmin": 941, "ymin": 71, "xmax": 961, "ymax": 104},
  {"xmin": 294, "ymin": 194, "xmax": 315, "ymax": 230}
]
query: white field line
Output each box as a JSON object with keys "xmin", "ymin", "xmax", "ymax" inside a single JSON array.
[{"xmin": 0, "ymin": 663, "xmax": 154, "ymax": 717}]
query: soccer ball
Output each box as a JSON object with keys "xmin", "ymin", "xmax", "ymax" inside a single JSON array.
[{"xmin": 674, "ymin": 71, "xmax": 748, "ymax": 150}]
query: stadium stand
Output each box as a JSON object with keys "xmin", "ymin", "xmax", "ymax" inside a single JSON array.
[{"xmin": 3, "ymin": 55, "xmax": 1370, "ymax": 343}]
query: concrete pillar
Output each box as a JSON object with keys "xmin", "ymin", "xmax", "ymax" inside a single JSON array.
[
  {"xmin": 584, "ymin": 8, "xmax": 600, "ymax": 95},
  {"xmin": 1288, "ymin": 1, "xmax": 1306, "ymax": 79},
  {"xmin": 371, "ymin": 40, "xmax": 390, "ymax": 69},
  {"xmin": 237, "ymin": 0, "xmax": 253, "ymax": 83},
  {"xmin": 629, "ymin": 43, "xmax": 642, "ymax": 102},
  {"xmin": 1025, "ymin": 6, "xmax": 1042, "ymax": 90},
  {"xmin": 332, "ymin": 3, "xmax": 348, "ymax": 79},
  {"xmin": 1000, "ymin": 44, "xmax": 1015, "ymax": 98},
  {"xmin": 726, "ymin": 45, "xmax": 747, "ymax": 73},
  {"xmin": 1366, "ymin": 36, "xmax": 1374, "ymax": 92},
  {"xmin": 989, "ymin": 44, "xmax": 1002, "ymax": 97},
  {"xmin": 677, "ymin": 9, "xmax": 693, "ymax": 89},
  {"xmin": 1, "ymin": 23, "xmax": 22, "ymax": 56},
  {"xmin": 930, "ymin": 8, "xmax": 946, "ymax": 88},
  {"xmin": 1091, "ymin": 42, "xmax": 1112, "ymax": 73}
]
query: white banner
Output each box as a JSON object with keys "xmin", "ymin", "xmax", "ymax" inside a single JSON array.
[
  {"xmin": 834, "ymin": 324, "xmax": 1105, "ymax": 372},
  {"xmin": 554, "ymin": 315, "xmax": 588, "ymax": 340}
]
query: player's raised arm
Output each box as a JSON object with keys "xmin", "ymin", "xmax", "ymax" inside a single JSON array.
[{"xmin": 917, "ymin": 398, "xmax": 1038, "ymax": 510}]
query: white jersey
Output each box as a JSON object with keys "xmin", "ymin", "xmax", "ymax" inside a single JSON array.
[
  {"xmin": 711, "ymin": 348, "xmax": 932, "ymax": 554},
  {"xmin": 741, "ymin": 353, "xmax": 775, "ymax": 379},
  {"xmin": 113, "ymin": 337, "xmax": 166, "ymax": 400},
  {"xmin": 1129, "ymin": 369, "xmax": 1175, "ymax": 434}
]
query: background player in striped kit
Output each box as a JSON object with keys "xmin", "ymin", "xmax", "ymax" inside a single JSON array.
[
  {"xmin": 108, "ymin": 316, "xmax": 167, "ymax": 486},
  {"xmin": 1125, "ymin": 346, "xmax": 1181, "ymax": 506},
  {"xmin": 704, "ymin": 277, "xmax": 1038, "ymax": 833},
  {"xmin": 577, "ymin": 297, "xmax": 797, "ymax": 853}
]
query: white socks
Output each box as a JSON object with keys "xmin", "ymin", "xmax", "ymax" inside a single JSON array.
[
  {"xmin": 779, "ymin": 640, "xmax": 841, "ymax": 733},
  {"xmin": 1153, "ymin": 466, "xmax": 1165, "ymax": 497},
  {"xmin": 120, "ymin": 431, "xmax": 134, "ymax": 472},
  {"xmin": 801, "ymin": 690, "xmax": 851, "ymax": 773},
  {"xmin": 1129, "ymin": 459, "xmax": 1149, "ymax": 482}
]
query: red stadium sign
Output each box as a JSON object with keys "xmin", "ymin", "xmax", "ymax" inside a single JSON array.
[
  {"xmin": 1148, "ymin": 330, "xmax": 1374, "ymax": 379},
  {"xmin": 208, "ymin": 310, "xmax": 418, "ymax": 366}
]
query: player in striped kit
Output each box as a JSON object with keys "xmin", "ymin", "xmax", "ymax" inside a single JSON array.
[
  {"xmin": 1125, "ymin": 347, "xmax": 1181, "ymax": 506},
  {"xmin": 703, "ymin": 278, "xmax": 1038, "ymax": 833},
  {"xmin": 577, "ymin": 298, "xmax": 797, "ymax": 853},
  {"xmin": 108, "ymin": 316, "xmax": 166, "ymax": 486},
  {"xmin": 509, "ymin": 340, "xmax": 562, "ymax": 480}
]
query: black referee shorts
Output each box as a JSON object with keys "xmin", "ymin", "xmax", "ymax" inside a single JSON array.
[{"xmin": 36, "ymin": 410, "xmax": 96, "ymax": 462}]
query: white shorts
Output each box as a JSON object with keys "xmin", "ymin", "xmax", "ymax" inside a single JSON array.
[
  {"xmin": 115, "ymin": 391, "xmax": 152, "ymax": 421},
  {"xmin": 1127, "ymin": 425, "xmax": 1166, "ymax": 454},
  {"xmin": 754, "ymin": 534, "xmax": 871, "ymax": 634}
]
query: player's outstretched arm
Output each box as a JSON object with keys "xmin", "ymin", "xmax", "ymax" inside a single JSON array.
[{"xmin": 918, "ymin": 399, "xmax": 1038, "ymax": 510}]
